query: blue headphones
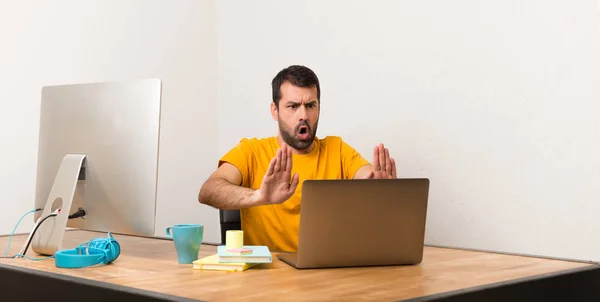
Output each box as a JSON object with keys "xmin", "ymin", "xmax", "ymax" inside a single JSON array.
[{"xmin": 54, "ymin": 233, "xmax": 121, "ymax": 268}]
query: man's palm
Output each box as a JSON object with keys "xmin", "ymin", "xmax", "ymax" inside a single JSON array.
[
  {"xmin": 259, "ymin": 145, "xmax": 299, "ymax": 205},
  {"xmin": 366, "ymin": 143, "xmax": 397, "ymax": 179}
]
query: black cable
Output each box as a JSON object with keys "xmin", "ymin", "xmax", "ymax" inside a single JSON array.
[
  {"xmin": 68, "ymin": 208, "xmax": 86, "ymax": 219},
  {"xmin": 21, "ymin": 213, "xmax": 58, "ymax": 256}
]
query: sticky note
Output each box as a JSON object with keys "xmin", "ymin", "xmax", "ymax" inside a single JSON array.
[
  {"xmin": 226, "ymin": 230, "xmax": 244, "ymax": 249},
  {"xmin": 226, "ymin": 248, "xmax": 253, "ymax": 255}
]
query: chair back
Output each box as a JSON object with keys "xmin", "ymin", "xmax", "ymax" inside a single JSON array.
[{"xmin": 219, "ymin": 209, "xmax": 241, "ymax": 244}]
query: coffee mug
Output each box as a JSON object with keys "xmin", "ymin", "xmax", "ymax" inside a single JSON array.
[{"xmin": 166, "ymin": 224, "xmax": 204, "ymax": 264}]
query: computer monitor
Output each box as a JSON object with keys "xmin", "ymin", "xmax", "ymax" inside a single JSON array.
[{"xmin": 31, "ymin": 79, "xmax": 162, "ymax": 255}]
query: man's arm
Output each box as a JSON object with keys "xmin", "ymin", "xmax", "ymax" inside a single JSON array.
[
  {"xmin": 353, "ymin": 164, "xmax": 373, "ymax": 179},
  {"xmin": 198, "ymin": 162, "xmax": 262, "ymax": 210},
  {"xmin": 198, "ymin": 145, "xmax": 300, "ymax": 210}
]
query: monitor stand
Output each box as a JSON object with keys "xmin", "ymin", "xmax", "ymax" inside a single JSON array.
[{"xmin": 31, "ymin": 154, "xmax": 86, "ymax": 256}]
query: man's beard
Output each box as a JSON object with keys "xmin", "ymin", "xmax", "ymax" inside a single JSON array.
[{"xmin": 279, "ymin": 118, "xmax": 318, "ymax": 151}]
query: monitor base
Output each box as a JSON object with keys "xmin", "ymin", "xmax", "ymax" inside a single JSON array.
[{"xmin": 32, "ymin": 153, "xmax": 86, "ymax": 256}]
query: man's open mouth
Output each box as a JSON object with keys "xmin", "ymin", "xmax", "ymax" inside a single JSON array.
[{"xmin": 297, "ymin": 125, "xmax": 310, "ymax": 140}]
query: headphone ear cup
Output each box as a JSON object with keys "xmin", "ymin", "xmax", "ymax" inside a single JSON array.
[{"xmin": 106, "ymin": 239, "xmax": 121, "ymax": 263}]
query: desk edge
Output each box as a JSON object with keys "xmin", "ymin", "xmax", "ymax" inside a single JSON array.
[
  {"xmin": 0, "ymin": 262, "xmax": 204, "ymax": 302},
  {"xmin": 399, "ymin": 263, "xmax": 600, "ymax": 302}
]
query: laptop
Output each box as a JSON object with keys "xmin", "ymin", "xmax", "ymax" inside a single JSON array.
[{"xmin": 277, "ymin": 178, "xmax": 430, "ymax": 269}]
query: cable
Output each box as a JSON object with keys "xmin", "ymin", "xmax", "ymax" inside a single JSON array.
[
  {"xmin": 9, "ymin": 254, "xmax": 54, "ymax": 260},
  {"xmin": 3, "ymin": 209, "xmax": 41, "ymax": 259},
  {"xmin": 16, "ymin": 217, "xmax": 43, "ymax": 256},
  {"xmin": 68, "ymin": 207, "xmax": 86, "ymax": 219},
  {"xmin": 19, "ymin": 211, "xmax": 59, "ymax": 257},
  {"xmin": 17, "ymin": 209, "xmax": 59, "ymax": 256},
  {"xmin": 4, "ymin": 207, "xmax": 83, "ymax": 260}
]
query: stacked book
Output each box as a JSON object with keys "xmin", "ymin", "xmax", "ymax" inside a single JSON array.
[{"xmin": 192, "ymin": 245, "xmax": 272, "ymax": 272}]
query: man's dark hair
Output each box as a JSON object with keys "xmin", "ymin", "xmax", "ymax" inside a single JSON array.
[{"xmin": 271, "ymin": 65, "xmax": 320, "ymax": 107}]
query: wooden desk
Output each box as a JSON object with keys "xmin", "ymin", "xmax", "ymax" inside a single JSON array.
[{"xmin": 0, "ymin": 230, "xmax": 598, "ymax": 301}]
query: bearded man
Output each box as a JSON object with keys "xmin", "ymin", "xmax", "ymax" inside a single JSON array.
[{"xmin": 198, "ymin": 65, "xmax": 397, "ymax": 252}]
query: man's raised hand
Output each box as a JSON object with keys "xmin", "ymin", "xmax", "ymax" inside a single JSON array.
[{"xmin": 255, "ymin": 144, "xmax": 300, "ymax": 205}]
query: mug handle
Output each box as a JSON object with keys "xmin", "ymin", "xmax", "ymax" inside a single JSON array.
[{"xmin": 166, "ymin": 226, "xmax": 173, "ymax": 238}]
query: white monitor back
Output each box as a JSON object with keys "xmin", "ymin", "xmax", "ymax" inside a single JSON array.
[{"xmin": 34, "ymin": 79, "xmax": 162, "ymax": 240}]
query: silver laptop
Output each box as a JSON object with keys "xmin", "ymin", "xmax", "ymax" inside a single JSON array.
[{"xmin": 277, "ymin": 178, "xmax": 430, "ymax": 269}]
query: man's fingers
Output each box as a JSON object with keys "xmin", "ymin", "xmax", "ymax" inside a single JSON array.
[
  {"xmin": 378, "ymin": 144, "xmax": 386, "ymax": 172},
  {"xmin": 289, "ymin": 172, "xmax": 300, "ymax": 191},
  {"xmin": 266, "ymin": 155, "xmax": 276, "ymax": 176},
  {"xmin": 274, "ymin": 148, "xmax": 282, "ymax": 172},
  {"xmin": 391, "ymin": 158, "xmax": 397, "ymax": 178},
  {"xmin": 372, "ymin": 145, "xmax": 381, "ymax": 171},
  {"xmin": 286, "ymin": 146, "xmax": 293, "ymax": 172},
  {"xmin": 281, "ymin": 145, "xmax": 288, "ymax": 172},
  {"xmin": 385, "ymin": 148, "xmax": 392, "ymax": 176},
  {"xmin": 366, "ymin": 171, "xmax": 374, "ymax": 179}
]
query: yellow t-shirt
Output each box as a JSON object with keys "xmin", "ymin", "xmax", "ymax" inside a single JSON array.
[{"xmin": 218, "ymin": 136, "xmax": 369, "ymax": 252}]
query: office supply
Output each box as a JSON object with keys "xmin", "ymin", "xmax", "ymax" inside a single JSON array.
[
  {"xmin": 31, "ymin": 79, "xmax": 162, "ymax": 256},
  {"xmin": 226, "ymin": 248, "xmax": 253, "ymax": 254},
  {"xmin": 217, "ymin": 245, "xmax": 272, "ymax": 263},
  {"xmin": 277, "ymin": 178, "xmax": 430, "ymax": 269},
  {"xmin": 225, "ymin": 230, "xmax": 243, "ymax": 249},
  {"xmin": 192, "ymin": 253, "xmax": 258, "ymax": 272}
]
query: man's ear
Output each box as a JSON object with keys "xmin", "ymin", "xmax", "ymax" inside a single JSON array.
[{"xmin": 270, "ymin": 102, "xmax": 278, "ymax": 121}]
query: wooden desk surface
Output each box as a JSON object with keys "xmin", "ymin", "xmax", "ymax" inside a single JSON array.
[{"xmin": 0, "ymin": 230, "xmax": 594, "ymax": 301}]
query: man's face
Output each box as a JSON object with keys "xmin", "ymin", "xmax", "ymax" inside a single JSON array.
[{"xmin": 271, "ymin": 82, "xmax": 320, "ymax": 151}]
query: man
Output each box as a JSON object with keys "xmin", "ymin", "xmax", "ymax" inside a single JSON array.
[{"xmin": 198, "ymin": 65, "xmax": 397, "ymax": 252}]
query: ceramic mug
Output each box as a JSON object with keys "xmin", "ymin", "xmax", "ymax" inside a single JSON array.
[{"xmin": 166, "ymin": 224, "xmax": 204, "ymax": 264}]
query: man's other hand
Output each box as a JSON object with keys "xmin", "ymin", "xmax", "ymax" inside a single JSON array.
[{"xmin": 365, "ymin": 143, "xmax": 397, "ymax": 179}]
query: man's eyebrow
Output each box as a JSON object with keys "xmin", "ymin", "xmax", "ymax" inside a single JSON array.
[{"xmin": 284, "ymin": 100, "xmax": 318, "ymax": 106}]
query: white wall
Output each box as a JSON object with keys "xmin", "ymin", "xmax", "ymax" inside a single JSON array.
[
  {"xmin": 3, "ymin": 0, "xmax": 600, "ymax": 262},
  {"xmin": 217, "ymin": 0, "xmax": 600, "ymax": 262},
  {"xmin": 0, "ymin": 0, "xmax": 221, "ymax": 243}
]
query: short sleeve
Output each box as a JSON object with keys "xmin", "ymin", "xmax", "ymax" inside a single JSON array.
[
  {"xmin": 340, "ymin": 140, "xmax": 370, "ymax": 179},
  {"xmin": 218, "ymin": 139, "xmax": 255, "ymax": 187}
]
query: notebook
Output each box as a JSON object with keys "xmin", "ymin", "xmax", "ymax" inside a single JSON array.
[
  {"xmin": 217, "ymin": 245, "xmax": 272, "ymax": 263},
  {"xmin": 192, "ymin": 253, "xmax": 259, "ymax": 272}
]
